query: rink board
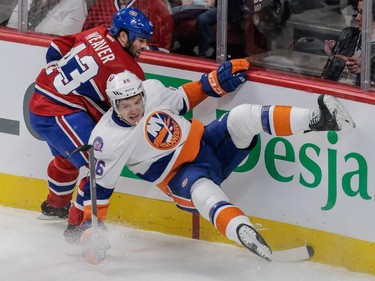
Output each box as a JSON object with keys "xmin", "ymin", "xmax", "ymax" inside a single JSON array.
[{"xmin": 1, "ymin": 33, "xmax": 375, "ymax": 274}]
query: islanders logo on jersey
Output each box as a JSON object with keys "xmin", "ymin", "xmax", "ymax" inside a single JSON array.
[{"xmin": 145, "ymin": 111, "xmax": 181, "ymax": 150}]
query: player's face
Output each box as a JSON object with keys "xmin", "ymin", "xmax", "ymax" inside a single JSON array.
[
  {"xmin": 128, "ymin": 37, "xmax": 148, "ymax": 59},
  {"xmin": 117, "ymin": 94, "xmax": 145, "ymax": 125},
  {"xmin": 356, "ymin": 1, "xmax": 363, "ymax": 31}
]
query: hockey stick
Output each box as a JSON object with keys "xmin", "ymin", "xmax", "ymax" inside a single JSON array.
[
  {"xmin": 272, "ymin": 245, "xmax": 314, "ymax": 263},
  {"xmin": 68, "ymin": 145, "xmax": 108, "ymax": 264},
  {"xmin": 68, "ymin": 144, "xmax": 99, "ymax": 232}
]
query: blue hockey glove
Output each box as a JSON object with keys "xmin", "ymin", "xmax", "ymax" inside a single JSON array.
[{"xmin": 200, "ymin": 58, "xmax": 249, "ymax": 97}]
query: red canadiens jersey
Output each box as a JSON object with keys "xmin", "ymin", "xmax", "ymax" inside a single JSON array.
[{"xmin": 30, "ymin": 26, "xmax": 145, "ymax": 123}]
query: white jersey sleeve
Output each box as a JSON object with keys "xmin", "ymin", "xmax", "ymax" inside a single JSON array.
[{"xmin": 143, "ymin": 79, "xmax": 191, "ymax": 115}]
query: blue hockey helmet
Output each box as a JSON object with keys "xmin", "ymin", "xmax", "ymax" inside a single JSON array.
[{"xmin": 109, "ymin": 7, "xmax": 154, "ymax": 42}]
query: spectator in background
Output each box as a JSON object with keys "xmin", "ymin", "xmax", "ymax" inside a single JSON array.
[
  {"xmin": 172, "ymin": 0, "xmax": 269, "ymax": 58},
  {"xmin": 321, "ymin": 0, "xmax": 375, "ymax": 86},
  {"xmin": 169, "ymin": 0, "xmax": 182, "ymax": 8},
  {"xmin": 7, "ymin": 0, "xmax": 87, "ymax": 35},
  {"xmin": 170, "ymin": 0, "xmax": 210, "ymax": 50},
  {"xmin": 193, "ymin": 0, "xmax": 244, "ymax": 58},
  {"xmin": 0, "ymin": 0, "xmax": 17, "ymax": 26},
  {"xmin": 172, "ymin": 0, "xmax": 209, "ymax": 13},
  {"xmin": 82, "ymin": 0, "xmax": 127, "ymax": 30},
  {"xmin": 82, "ymin": 0, "xmax": 173, "ymax": 51},
  {"xmin": 245, "ymin": 0, "xmax": 291, "ymax": 47}
]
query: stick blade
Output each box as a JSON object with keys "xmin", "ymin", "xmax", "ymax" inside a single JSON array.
[
  {"xmin": 81, "ymin": 227, "xmax": 110, "ymax": 265},
  {"xmin": 272, "ymin": 245, "xmax": 314, "ymax": 263}
]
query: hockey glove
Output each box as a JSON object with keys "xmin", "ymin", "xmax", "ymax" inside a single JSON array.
[
  {"xmin": 64, "ymin": 224, "xmax": 84, "ymax": 244},
  {"xmin": 200, "ymin": 58, "xmax": 249, "ymax": 98},
  {"xmin": 80, "ymin": 220, "xmax": 110, "ymax": 265}
]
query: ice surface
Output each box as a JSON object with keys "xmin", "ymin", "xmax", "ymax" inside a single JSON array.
[{"xmin": 0, "ymin": 205, "xmax": 374, "ymax": 281}]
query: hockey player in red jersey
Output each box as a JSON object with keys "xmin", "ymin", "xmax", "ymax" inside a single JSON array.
[
  {"xmin": 29, "ymin": 7, "xmax": 153, "ymax": 221},
  {"xmin": 64, "ymin": 58, "xmax": 355, "ymax": 263}
]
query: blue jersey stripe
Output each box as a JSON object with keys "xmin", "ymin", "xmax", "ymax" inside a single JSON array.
[
  {"xmin": 261, "ymin": 105, "xmax": 271, "ymax": 134},
  {"xmin": 136, "ymin": 151, "xmax": 175, "ymax": 182},
  {"xmin": 209, "ymin": 201, "xmax": 233, "ymax": 224}
]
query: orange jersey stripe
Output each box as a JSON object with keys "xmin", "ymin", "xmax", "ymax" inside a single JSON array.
[
  {"xmin": 164, "ymin": 186, "xmax": 195, "ymax": 209},
  {"xmin": 273, "ymin": 106, "xmax": 292, "ymax": 136},
  {"xmin": 215, "ymin": 206, "xmax": 246, "ymax": 236},
  {"xmin": 181, "ymin": 81, "xmax": 208, "ymax": 108},
  {"xmin": 157, "ymin": 119, "xmax": 204, "ymax": 194},
  {"xmin": 171, "ymin": 194, "xmax": 195, "ymax": 209}
]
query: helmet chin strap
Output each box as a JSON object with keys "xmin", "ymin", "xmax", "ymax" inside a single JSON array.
[
  {"xmin": 126, "ymin": 0, "xmax": 137, "ymax": 8},
  {"xmin": 114, "ymin": 110, "xmax": 137, "ymax": 126},
  {"xmin": 119, "ymin": 113, "xmax": 131, "ymax": 125}
]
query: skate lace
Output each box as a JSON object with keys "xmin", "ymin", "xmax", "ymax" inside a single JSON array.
[{"xmin": 309, "ymin": 111, "xmax": 321, "ymax": 126}]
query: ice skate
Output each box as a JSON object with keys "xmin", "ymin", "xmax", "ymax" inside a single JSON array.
[
  {"xmin": 38, "ymin": 200, "xmax": 71, "ymax": 220},
  {"xmin": 308, "ymin": 94, "xmax": 356, "ymax": 132},
  {"xmin": 236, "ymin": 223, "xmax": 273, "ymax": 261}
]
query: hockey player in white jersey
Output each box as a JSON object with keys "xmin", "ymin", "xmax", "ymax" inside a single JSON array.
[{"xmin": 65, "ymin": 59, "xmax": 355, "ymax": 264}]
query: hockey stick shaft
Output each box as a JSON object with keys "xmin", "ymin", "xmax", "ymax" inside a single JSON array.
[
  {"xmin": 67, "ymin": 144, "xmax": 98, "ymax": 230},
  {"xmin": 86, "ymin": 145, "xmax": 98, "ymax": 231}
]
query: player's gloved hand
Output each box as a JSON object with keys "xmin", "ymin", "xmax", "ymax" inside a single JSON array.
[
  {"xmin": 200, "ymin": 58, "xmax": 249, "ymax": 98},
  {"xmin": 64, "ymin": 223, "xmax": 84, "ymax": 244},
  {"xmin": 80, "ymin": 220, "xmax": 110, "ymax": 265}
]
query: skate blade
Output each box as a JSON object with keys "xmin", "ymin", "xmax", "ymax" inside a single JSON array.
[
  {"xmin": 272, "ymin": 245, "xmax": 314, "ymax": 263},
  {"xmin": 325, "ymin": 95, "xmax": 356, "ymax": 129},
  {"xmin": 237, "ymin": 224, "xmax": 273, "ymax": 262},
  {"xmin": 37, "ymin": 213, "xmax": 67, "ymax": 221},
  {"xmin": 237, "ymin": 224, "xmax": 314, "ymax": 263}
]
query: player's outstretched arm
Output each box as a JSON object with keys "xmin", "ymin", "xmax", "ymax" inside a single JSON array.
[{"xmin": 181, "ymin": 59, "xmax": 250, "ymax": 109}]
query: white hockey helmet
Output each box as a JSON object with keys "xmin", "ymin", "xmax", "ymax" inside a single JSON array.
[{"xmin": 106, "ymin": 70, "xmax": 145, "ymax": 115}]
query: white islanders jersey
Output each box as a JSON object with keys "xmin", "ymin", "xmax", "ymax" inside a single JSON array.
[{"xmin": 90, "ymin": 79, "xmax": 203, "ymax": 193}]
